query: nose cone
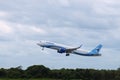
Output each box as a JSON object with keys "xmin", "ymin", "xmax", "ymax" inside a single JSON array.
[
  {"xmin": 37, "ymin": 43, "xmax": 41, "ymax": 46},
  {"xmin": 37, "ymin": 41, "xmax": 47, "ymax": 47},
  {"xmin": 37, "ymin": 42, "xmax": 43, "ymax": 46},
  {"xmin": 37, "ymin": 42, "xmax": 44, "ymax": 47}
]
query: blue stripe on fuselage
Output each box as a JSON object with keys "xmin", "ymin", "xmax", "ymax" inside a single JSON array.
[
  {"xmin": 42, "ymin": 44, "xmax": 66, "ymax": 50},
  {"xmin": 73, "ymin": 52, "xmax": 99, "ymax": 56}
]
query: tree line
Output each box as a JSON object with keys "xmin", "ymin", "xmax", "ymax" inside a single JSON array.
[{"xmin": 0, "ymin": 65, "xmax": 120, "ymax": 80}]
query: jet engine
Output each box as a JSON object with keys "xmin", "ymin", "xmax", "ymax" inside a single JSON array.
[{"xmin": 57, "ymin": 48, "xmax": 66, "ymax": 53}]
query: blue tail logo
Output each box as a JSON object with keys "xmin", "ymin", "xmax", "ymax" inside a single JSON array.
[{"xmin": 89, "ymin": 44, "xmax": 102, "ymax": 54}]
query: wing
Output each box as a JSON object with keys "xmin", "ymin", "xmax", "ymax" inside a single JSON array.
[
  {"xmin": 46, "ymin": 43, "xmax": 82, "ymax": 54},
  {"xmin": 66, "ymin": 44, "xmax": 82, "ymax": 53}
]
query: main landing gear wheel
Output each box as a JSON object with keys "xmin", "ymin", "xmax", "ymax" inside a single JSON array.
[{"xmin": 66, "ymin": 53, "xmax": 70, "ymax": 56}]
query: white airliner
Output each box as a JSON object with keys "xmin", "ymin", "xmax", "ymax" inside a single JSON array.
[{"xmin": 37, "ymin": 41, "xmax": 102, "ymax": 56}]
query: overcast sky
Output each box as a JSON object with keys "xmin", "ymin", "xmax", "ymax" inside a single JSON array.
[{"xmin": 0, "ymin": 0, "xmax": 120, "ymax": 69}]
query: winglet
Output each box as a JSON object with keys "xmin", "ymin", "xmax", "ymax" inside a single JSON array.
[{"xmin": 78, "ymin": 44, "xmax": 83, "ymax": 49}]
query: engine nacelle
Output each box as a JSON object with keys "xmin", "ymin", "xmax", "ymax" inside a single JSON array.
[{"xmin": 57, "ymin": 48, "xmax": 66, "ymax": 53}]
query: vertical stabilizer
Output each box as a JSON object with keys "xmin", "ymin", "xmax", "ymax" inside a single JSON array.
[{"xmin": 89, "ymin": 44, "xmax": 102, "ymax": 54}]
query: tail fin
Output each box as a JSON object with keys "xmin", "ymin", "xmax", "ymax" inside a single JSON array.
[{"xmin": 89, "ymin": 44, "xmax": 102, "ymax": 54}]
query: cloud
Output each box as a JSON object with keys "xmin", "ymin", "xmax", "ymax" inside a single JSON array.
[
  {"xmin": 48, "ymin": 0, "xmax": 70, "ymax": 7},
  {"xmin": 30, "ymin": 26, "xmax": 47, "ymax": 34},
  {"xmin": 92, "ymin": 0, "xmax": 120, "ymax": 16},
  {"xmin": 15, "ymin": 24, "xmax": 47, "ymax": 35},
  {"xmin": 0, "ymin": 21, "xmax": 13, "ymax": 35},
  {"xmin": 0, "ymin": 11, "xmax": 8, "ymax": 17},
  {"xmin": 0, "ymin": 0, "xmax": 120, "ymax": 69}
]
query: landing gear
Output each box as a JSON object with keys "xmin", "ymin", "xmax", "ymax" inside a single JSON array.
[
  {"xmin": 66, "ymin": 53, "xmax": 70, "ymax": 56},
  {"xmin": 42, "ymin": 47, "xmax": 44, "ymax": 50}
]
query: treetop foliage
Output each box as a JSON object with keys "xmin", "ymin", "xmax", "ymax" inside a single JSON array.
[{"xmin": 0, "ymin": 65, "xmax": 120, "ymax": 80}]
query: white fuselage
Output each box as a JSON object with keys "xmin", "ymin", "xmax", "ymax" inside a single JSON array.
[{"xmin": 37, "ymin": 41, "xmax": 102, "ymax": 56}]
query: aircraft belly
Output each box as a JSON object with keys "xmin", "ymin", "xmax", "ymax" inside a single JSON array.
[
  {"xmin": 49, "ymin": 45, "xmax": 64, "ymax": 50},
  {"xmin": 74, "ymin": 50, "xmax": 88, "ymax": 54},
  {"xmin": 72, "ymin": 50, "xmax": 89, "ymax": 56},
  {"xmin": 49, "ymin": 46, "xmax": 59, "ymax": 50}
]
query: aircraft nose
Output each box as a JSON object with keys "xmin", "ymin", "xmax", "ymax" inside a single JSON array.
[
  {"xmin": 37, "ymin": 42, "xmax": 44, "ymax": 47},
  {"xmin": 37, "ymin": 43, "xmax": 40, "ymax": 46}
]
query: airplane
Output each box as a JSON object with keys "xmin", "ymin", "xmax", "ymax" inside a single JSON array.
[{"xmin": 37, "ymin": 40, "xmax": 102, "ymax": 56}]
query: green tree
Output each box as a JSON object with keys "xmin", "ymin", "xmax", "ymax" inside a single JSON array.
[
  {"xmin": 25, "ymin": 65, "xmax": 50, "ymax": 78},
  {"xmin": 7, "ymin": 66, "xmax": 24, "ymax": 78},
  {"xmin": 115, "ymin": 69, "xmax": 120, "ymax": 80},
  {"xmin": 0, "ymin": 68, "xmax": 7, "ymax": 78}
]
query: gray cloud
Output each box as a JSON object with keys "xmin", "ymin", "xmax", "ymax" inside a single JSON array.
[{"xmin": 0, "ymin": 0, "xmax": 120, "ymax": 69}]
